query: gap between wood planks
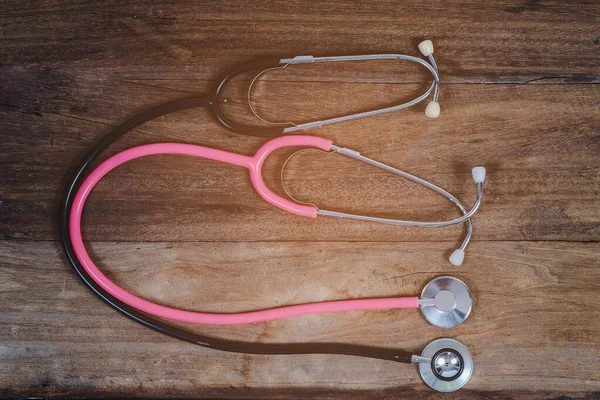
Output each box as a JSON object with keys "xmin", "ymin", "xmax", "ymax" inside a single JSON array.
[{"xmin": 4, "ymin": 238, "xmax": 600, "ymax": 243}]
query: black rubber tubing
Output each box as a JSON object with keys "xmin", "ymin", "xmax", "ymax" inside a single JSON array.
[{"xmin": 59, "ymin": 63, "xmax": 414, "ymax": 364}]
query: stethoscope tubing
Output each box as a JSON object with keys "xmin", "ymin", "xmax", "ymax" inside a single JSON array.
[
  {"xmin": 69, "ymin": 141, "xmax": 422, "ymax": 325},
  {"xmin": 59, "ymin": 51, "xmax": 446, "ymax": 364},
  {"xmin": 58, "ymin": 93, "xmax": 416, "ymax": 363}
]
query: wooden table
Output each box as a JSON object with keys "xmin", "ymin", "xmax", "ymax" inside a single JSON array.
[{"xmin": 1, "ymin": 1, "xmax": 599, "ymax": 398}]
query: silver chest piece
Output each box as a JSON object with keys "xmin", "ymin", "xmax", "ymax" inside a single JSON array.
[
  {"xmin": 419, "ymin": 338, "xmax": 473, "ymax": 392},
  {"xmin": 419, "ymin": 276, "xmax": 472, "ymax": 328}
]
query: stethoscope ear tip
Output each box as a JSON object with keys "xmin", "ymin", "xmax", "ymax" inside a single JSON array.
[
  {"xmin": 425, "ymin": 101, "xmax": 440, "ymax": 119},
  {"xmin": 419, "ymin": 338, "xmax": 473, "ymax": 392},
  {"xmin": 418, "ymin": 40, "xmax": 434, "ymax": 57},
  {"xmin": 448, "ymin": 249, "xmax": 465, "ymax": 266},
  {"xmin": 472, "ymin": 166, "xmax": 487, "ymax": 183}
]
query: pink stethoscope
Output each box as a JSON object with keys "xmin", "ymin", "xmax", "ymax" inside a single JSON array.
[{"xmin": 70, "ymin": 135, "xmax": 482, "ymax": 327}]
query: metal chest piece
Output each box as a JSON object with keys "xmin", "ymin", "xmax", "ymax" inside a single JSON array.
[
  {"xmin": 419, "ymin": 276, "xmax": 472, "ymax": 328},
  {"xmin": 419, "ymin": 338, "xmax": 473, "ymax": 392}
]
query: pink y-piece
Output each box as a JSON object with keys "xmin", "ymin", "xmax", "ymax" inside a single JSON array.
[{"xmin": 69, "ymin": 135, "xmax": 419, "ymax": 325}]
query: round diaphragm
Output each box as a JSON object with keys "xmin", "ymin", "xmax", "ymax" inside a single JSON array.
[{"xmin": 419, "ymin": 276, "xmax": 472, "ymax": 328}]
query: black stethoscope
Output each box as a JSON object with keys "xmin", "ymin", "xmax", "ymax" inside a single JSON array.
[{"xmin": 60, "ymin": 40, "xmax": 476, "ymax": 392}]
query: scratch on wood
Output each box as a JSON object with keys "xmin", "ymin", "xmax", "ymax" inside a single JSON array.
[{"xmin": 357, "ymin": 271, "xmax": 434, "ymax": 295}]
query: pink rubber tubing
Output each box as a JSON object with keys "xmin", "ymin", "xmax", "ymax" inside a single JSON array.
[{"xmin": 70, "ymin": 136, "xmax": 420, "ymax": 324}]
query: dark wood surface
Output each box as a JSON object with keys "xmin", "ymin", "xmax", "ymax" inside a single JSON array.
[{"xmin": 1, "ymin": 1, "xmax": 599, "ymax": 398}]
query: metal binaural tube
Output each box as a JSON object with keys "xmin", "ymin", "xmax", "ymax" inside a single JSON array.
[
  {"xmin": 262, "ymin": 53, "xmax": 441, "ymax": 132},
  {"xmin": 317, "ymin": 146, "xmax": 483, "ymax": 255},
  {"xmin": 280, "ymin": 144, "xmax": 482, "ymax": 263},
  {"xmin": 428, "ymin": 54, "xmax": 440, "ymax": 102},
  {"xmin": 317, "ymin": 184, "xmax": 482, "ymax": 228}
]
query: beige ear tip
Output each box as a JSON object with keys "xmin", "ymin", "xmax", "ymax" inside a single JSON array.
[
  {"xmin": 418, "ymin": 40, "xmax": 434, "ymax": 57},
  {"xmin": 449, "ymin": 249, "xmax": 465, "ymax": 266},
  {"xmin": 472, "ymin": 166, "xmax": 487, "ymax": 183},
  {"xmin": 425, "ymin": 101, "xmax": 440, "ymax": 119}
]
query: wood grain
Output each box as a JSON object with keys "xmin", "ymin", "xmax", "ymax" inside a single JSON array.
[
  {"xmin": 1, "ymin": 240, "xmax": 599, "ymax": 398},
  {"xmin": 1, "ymin": 0, "xmax": 599, "ymax": 398},
  {"xmin": 1, "ymin": 81, "xmax": 599, "ymax": 243},
  {"xmin": 0, "ymin": 1, "xmax": 598, "ymax": 83}
]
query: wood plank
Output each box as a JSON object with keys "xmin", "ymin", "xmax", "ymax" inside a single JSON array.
[
  {"xmin": 0, "ymin": 1, "xmax": 598, "ymax": 83},
  {"xmin": 1, "ymin": 80, "xmax": 599, "ymax": 243},
  {"xmin": 2, "ymin": 2, "xmax": 599, "ymax": 397},
  {"xmin": 1, "ymin": 240, "xmax": 598, "ymax": 398}
]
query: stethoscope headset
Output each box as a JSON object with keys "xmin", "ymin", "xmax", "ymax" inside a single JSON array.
[{"xmin": 60, "ymin": 40, "xmax": 484, "ymax": 392}]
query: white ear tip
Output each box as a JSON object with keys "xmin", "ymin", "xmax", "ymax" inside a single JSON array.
[
  {"xmin": 418, "ymin": 40, "xmax": 434, "ymax": 57},
  {"xmin": 472, "ymin": 166, "xmax": 486, "ymax": 183},
  {"xmin": 449, "ymin": 249, "xmax": 465, "ymax": 266},
  {"xmin": 425, "ymin": 101, "xmax": 440, "ymax": 119}
]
